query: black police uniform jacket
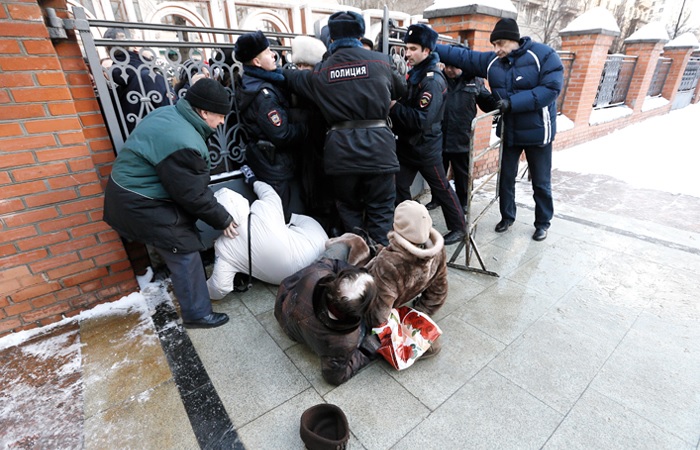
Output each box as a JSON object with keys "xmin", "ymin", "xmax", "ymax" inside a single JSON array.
[
  {"xmin": 283, "ymin": 42, "xmax": 405, "ymax": 176},
  {"xmin": 390, "ymin": 53, "xmax": 447, "ymax": 167},
  {"xmin": 237, "ymin": 71, "xmax": 308, "ymax": 182},
  {"xmin": 442, "ymin": 75, "xmax": 498, "ymax": 154}
]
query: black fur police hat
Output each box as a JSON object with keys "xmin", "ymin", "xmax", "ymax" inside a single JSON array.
[
  {"xmin": 328, "ymin": 11, "xmax": 365, "ymax": 41},
  {"xmin": 185, "ymin": 78, "xmax": 232, "ymax": 115},
  {"xmin": 490, "ymin": 18, "xmax": 520, "ymax": 43},
  {"xmin": 234, "ymin": 30, "xmax": 270, "ymax": 63},
  {"xmin": 403, "ymin": 24, "xmax": 438, "ymax": 51}
]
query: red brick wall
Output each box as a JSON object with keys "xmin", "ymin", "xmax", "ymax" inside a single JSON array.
[{"xmin": 0, "ymin": 0, "xmax": 137, "ymax": 337}]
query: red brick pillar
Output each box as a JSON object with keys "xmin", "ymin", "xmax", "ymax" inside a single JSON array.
[
  {"xmin": 426, "ymin": 6, "xmax": 514, "ymax": 178},
  {"xmin": 0, "ymin": 0, "xmax": 138, "ymax": 336},
  {"xmin": 623, "ymin": 39, "xmax": 667, "ymax": 112},
  {"xmin": 661, "ymin": 45, "xmax": 697, "ymax": 104},
  {"xmin": 559, "ymin": 30, "xmax": 617, "ymax": 127}
]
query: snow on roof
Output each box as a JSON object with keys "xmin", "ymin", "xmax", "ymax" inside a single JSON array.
[
  {"xmin": 625, "ymin": 22, "xmax": 669, "ymax": 42},
  {"xmin": 665, "ymin": 32, "xmax": 700, "ymax": 48},
  {"xmin": 425, "ymin": 0, "xmax": 517, "ymax": 14},
  {"xmin": 560, "ymin": 7, "xmax": 620, "ymax": 35}
]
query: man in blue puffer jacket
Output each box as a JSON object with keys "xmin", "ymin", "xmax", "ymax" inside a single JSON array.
[{"xmin": 435, "ymin": 18, "xmax": 563, "ymax": 241}]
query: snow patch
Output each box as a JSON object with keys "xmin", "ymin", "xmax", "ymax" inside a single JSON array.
[
  {"xmin": 561, "ymin": 7, "xmax": 620, "ymax": 34},
  {"xmin": 641, "ymin": 96, "xmax": 669, "ymax": 112},
  {"xmin": 589, "ymin": 105, "xmax": 633, "ymax": 125}
]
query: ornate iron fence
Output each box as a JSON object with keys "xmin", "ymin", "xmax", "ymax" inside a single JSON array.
[
  {"xmin": 593, "ymin": 54, "xmax": 637, "ymax": 109},
  {"xmin": 678, "ymin": 56, "xmax": 700, "ymax": 92},
  {"xmin": 647, "ymin": 56, "xmax": 672, "ymax": 97},
  {"xmin": 74, "ymin": 6, "xmax": 302, "ymax": 176},
  {"xmin": 557, "ymin": 50, "xmax": 575, "ymax": 113}
]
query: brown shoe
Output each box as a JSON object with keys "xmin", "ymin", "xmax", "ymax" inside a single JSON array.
[{"xmin": 420, "ymin": 337, "xmax": 442, "ymax": 360}]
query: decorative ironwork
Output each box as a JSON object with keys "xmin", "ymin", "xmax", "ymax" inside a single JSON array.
[
  {"xmin": 678, "ymin": 56, "xmax": 700, "ymax": 92},
  {"xmin": 73, "ymin": 6, "xmax": 298, "ymax": 175},
  {"xmin": 593, "ymin": 54, "xmax": 637, "ymax": 109},
  {"xmin": 647, "ymin": 56, "xmax": 672, "ymax": 97},
  {"xmin": 556, "ymin": 51, "xmax": 575, "ymax": 113}
]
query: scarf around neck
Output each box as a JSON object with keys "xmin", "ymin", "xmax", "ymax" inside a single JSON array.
[
  {"xmin": 329, "ymin": 38, "xmax": 363, "ymax": 54},
  {"xmin": 408, "ymin": 52, "xmax": 440, "ymax": 85},
  {"xmin": 243, "ymin": 65, "xmax": 285, "ymax": 82}
]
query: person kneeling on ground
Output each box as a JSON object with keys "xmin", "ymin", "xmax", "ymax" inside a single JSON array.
[
  {"xmin": 207, "ymin": 166, "xmax": 328, "ymax": 298},
  {"xmin": 274, "ymin": 248, "xmax": 380, "ymax": 385},
  {"xmin": 329, "ymin": 200, "xmax": 448, "ymax": 355}
]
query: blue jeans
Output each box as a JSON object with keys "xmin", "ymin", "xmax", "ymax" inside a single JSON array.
[{"xmin": 499, "ymin": 143, "xmax": 553, "ymax": 230}]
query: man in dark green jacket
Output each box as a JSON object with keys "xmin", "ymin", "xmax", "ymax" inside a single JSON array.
[{"xmin": 104, "ymin": 79, "xmax": 237, "ymax": 329}]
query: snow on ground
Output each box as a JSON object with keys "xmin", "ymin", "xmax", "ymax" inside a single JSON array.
[{"xmin": 553, "ymin": 101, "xmax": 700, "ymax": 198}]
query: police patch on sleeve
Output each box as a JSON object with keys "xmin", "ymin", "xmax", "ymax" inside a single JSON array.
[
  {"xmin": 267, "ymin": 110, "xmax": 282, "ymax": 127},
  {"xmin": 419, "ymin": 92, "xmax": 432, "ymax": 109}
]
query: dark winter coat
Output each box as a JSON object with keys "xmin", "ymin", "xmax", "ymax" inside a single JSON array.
[
  {"xmin": 103, "ymin": 100, "xmax": 232, "ymax": 253},
  {"xmin": 436, "ymin": 38, "xmax": 563, "ymax": 147},
  {"xmin": 442, "ymin": 75, "xmax": 498, "ymax": 153},
  {"xmin": 275, "ymin": 257, "xmax": 373, "ymax": 385},
  {"xmin": 389, "ymin": 53, "xmax": 447, "ymax": 166},
  {"xmin": 238, "ymin": 72, "xmax": 308, "ymax": 182},
  {"xmin": 282, "ymin": 43, "xmax": 405, "ymax": 175}
]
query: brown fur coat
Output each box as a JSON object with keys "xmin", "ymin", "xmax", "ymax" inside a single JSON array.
[{"xmin": 327, "ymin": 228, "xmax": 447, "ymax": 327}]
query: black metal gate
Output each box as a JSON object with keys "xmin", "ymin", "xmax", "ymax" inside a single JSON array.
[{"xmin": 672, "ymin": 55, "xmax": 700, "ymax": 110}]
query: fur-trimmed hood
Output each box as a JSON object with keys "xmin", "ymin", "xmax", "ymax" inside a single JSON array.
[{"xmin": 387, "ymin": 227, "xmax": 444, "ymax": 259}]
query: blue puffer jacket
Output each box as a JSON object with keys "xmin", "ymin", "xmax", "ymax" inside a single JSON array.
[{"xmin": 436, "ymin": 38, "xmax": 563, "ymax": 147}]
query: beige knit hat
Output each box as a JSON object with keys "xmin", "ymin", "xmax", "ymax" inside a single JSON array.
[{"xmin": 393, "ymin": 200, "xmax": 432, "ymax": 245}]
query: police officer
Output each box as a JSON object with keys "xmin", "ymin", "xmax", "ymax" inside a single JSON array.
[
  {"xmin": 425, "ymin": 60, "xmax": 497, "ymax": 213},
  {"xmin": 236, "ymin": 31, "xmax": 308, "ymax": 223},
  {"xmin": 281, "ymin": 11, "xmax": 406, "ymax": 246},
  {"xmin": 389, "ymin": 24, "xmax": 467, "ymax": 245}
]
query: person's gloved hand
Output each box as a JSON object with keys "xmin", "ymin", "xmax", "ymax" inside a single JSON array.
[
  {"xmin": 240, "ymin": 165, "xmax": 257, "ymax": 185},
  {"xmin": 496, "ymin": 98, "xmax": 511, "ymax": 114}
]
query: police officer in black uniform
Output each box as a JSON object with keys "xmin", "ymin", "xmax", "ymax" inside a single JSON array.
[
  {"xmin": 236, "ymin": 31, "xmax": 308, "ymax": 223},
  {"xmin": 389, "ymin": 24, "xmax": 466, "ymax": 245},
  {"xmin": 425, "ymin": 60, "xmax": 497, "ymax": 213},
  {"xmin": 281, "ymin": 11, "xmax": 406, "ymax": 246}
]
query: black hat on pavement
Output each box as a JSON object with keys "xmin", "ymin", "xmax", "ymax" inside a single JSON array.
[
  {"xmin": 328, "ymin": 11, "xmax": 365, "ymax": 41},
  {"xmin": 234, "ymin": 30, "xmax": 270, "ymax": 63},
  {"xmin": 185, "ymin": 78, "xmax": 231, "ymax": 115},
  {"xmin": 300, "ymin": 404, "xmax": 350, "ymax": 450},
  {"xmin": 403, "ymin": 24, "xmax": 438, "ymax": 51},
  {"xmin": 490, "ymin": 18, "xmax": 520, "ymax": 43}
]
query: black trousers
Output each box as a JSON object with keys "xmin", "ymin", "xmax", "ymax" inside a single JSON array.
[
  {"xmin": 439, "ymin": 152, "xmax": 470, "ymax": 208},
  {"xmin": 396, "ymin": 162, "xmax": 466, "ymax": 233},
  {"xmin": 333, "ymin": 173, "xmax": 396, "ymax": 246}
]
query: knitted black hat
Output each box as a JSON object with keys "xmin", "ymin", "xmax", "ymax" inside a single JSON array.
[
  {"xmin": 185, "ymin": 78, "xmax": 231, "ymax": 115},
  {"xmin": 300, "ymin": 404, "xmax": 350, "ymax": 450},
  {"xmin": 490, "ymin": 18, "xmax": 520, "ymax": 43},
  {"xmin": 328, "ymin": 11, "xmax": 365, "ymax": 41},
  {"xmin": 403, "ymin": 24, "xmax": 438, "ymax": 51},
  {"xmin": 234, "ymin": 30, "xmax": 270, "ymax": 63}
]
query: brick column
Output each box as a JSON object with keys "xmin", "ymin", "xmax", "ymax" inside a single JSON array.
[
  {"xmin": 426, "ymin": 5, "xmax": 514, "ymax": 178},
  {"xmin": 623, "ymin": 39, "xmax": 667, "ymax": 112},
  {"xmin": 0, "ymin": 0, "xmax": 137, "ymax": 336},
  {"xmin": 661, "ymin": 45, "xmax": 697, "ymax": 103},
  {"xmin": 559, "ymin": 30, "xmax": 617, "ymax": 127}
]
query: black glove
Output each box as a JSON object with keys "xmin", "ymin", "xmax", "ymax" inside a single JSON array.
[
  {"xmin": 240, "ymin": 165, "xmax": 257, "ymax": 185},
  {"xmin": 496, "ymin": 99, "xmax": 511, "ymax": 114}
]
